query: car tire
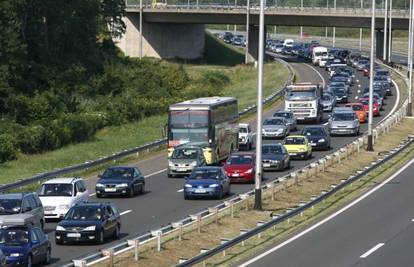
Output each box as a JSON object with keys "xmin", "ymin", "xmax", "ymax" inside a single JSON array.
[
  {"xmin": 27, "ymin": 254, "xmax": 33, "ymax": 267},
  {"xmin": 129, "ymin": 187, "xmax": 135, "ymax": 198},
  {"xmin": 218, "ymin": 189, "xmax": 224, "ymax": 200},
  {"xmin": 139, "ymin": 183, "xmax": 145, "ymax": 194},
  {"xmin": 113, "ymin": 224, "xmax": 120, "ymax": 239},
  {"xmin": 168, "ymin": 173, "xmax": 174, "ymax": 178},
  {"xmin": 44, "ymin": 248, "xmax": 51, "ymax": 264},
  {"xmin": 287, "ymin": 160, "xmax": 291, "ymax": 169},
  {"xmin": 98, "ymin": 230, "xmax": 104, "ymax": 244},
  {"xmin": 248, "ymin": 142, "xmax": 252, "ymax": 150},
  {"xmin": 96, "ymin": 192, "xmax": 102, "ymax": 198},
  {"xmin": 184, "ymin": 193, "xmax": 190, "ymax": 200}
]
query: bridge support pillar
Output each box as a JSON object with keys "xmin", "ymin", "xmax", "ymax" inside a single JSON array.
[
  {"xmin": 116, "ymin": 13, "xmax": 205, "ymax": 60},
  {"xmin": 376, "ymin": 29, "xmax": 393, "ymax": 61},
  {"xmin": 247, "ymin": 25, "xmax": 267, "ymax": 63}
]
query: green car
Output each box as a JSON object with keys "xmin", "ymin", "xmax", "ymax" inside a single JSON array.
[{"xmin": 168, "ymin": 144, "xmax": 206, "ymax": 178}]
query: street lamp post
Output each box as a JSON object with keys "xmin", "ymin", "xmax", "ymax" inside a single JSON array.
[
  {"xmin": 300, "ymin": 0, "xmax": 303, "ymax": 40},
  {"xmin": 245, "ymin": 0, "xmax": 250, "ymax": 64},
  {"xmin": 359, "ymin": 0, "xmax": 363, "ymax": 51},
  {"xmin": 388, "ymin": 0, "xmax": 392, "ymax": 62},
  {"xmin": 254, "ymin": 0, "xmax": 265, "ymax": 211},
  {"xmin": 333, "ymin": 0, "xmax": 336, "ymax": 47},
  {"xmin": 139, "ymin": 0, "xmax": 143, "ymax": 59},
  {"xmin": 408, "ymin": 0, "xmax": 413, "ymax": 116},
  {"xmin": 383, "ymin": 0, "xmax": 388, "ymax": 61},
  {"xmin": 367, "ymin": 0, "xmax": 375, "ymax": 151}
]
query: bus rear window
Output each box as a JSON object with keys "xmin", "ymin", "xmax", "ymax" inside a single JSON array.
[{"xmin": 170, "ymin": 110, "xmax": 208, "ymax": 127}]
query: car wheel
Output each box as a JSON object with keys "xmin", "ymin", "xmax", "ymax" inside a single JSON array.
[
  {"xmin": 44, "ymin": 248, "xmax": 51, "ymax": 264},
  {"xmin": 184, "ymin": 193, "xmax": 190, "ymax": 200},
  {"xmin": 98, "ymin": 230, "xmax": 104, "ymax": 244},
  {"xmin": 55, "ymin": 238, "xmax": 63, "ymax": 245},
  {"xmin": 249, "ymin": 142, "xmax": 252, "ymax": 150},
  {"xmin": 96, "ymin": 192, "xmax": 102, "ymax": 198},
  {"xmin": 168, "ymin": 173, "xmax": 174, "ymax": 178},
  {"xmin": 27, "ymin": 254, "xmax": 32, "ymax": 267},
  {"xmin": 139, "ymin": 183, "xmax": 145, "ymax": 194},
  {"xmin": 287, "ymin": 160, "xmax": 291, "ymax": 169},
  {"xmin": 217, "ymin": 188, "xmax": 224, "ymax": 200},
  {"xmin": 308, "ymin": 151, "xmax": 312, "ymax": 159},
  {"xmin": 113, "ymin": 224, "xmax": 120, "ymax": 239},
  {"xmin": 129, "ymin": 187, "xmax": 135, "ymax": 198}
]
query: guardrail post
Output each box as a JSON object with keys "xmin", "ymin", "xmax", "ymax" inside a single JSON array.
[
  {"xmin": 151, "ymin": 230, "xmax": 163, "ymax": 251},
  {"xmin": 208, "ymin": 207, "xmax": 219, "ymax": 224},
  {"xmin": 197, "ymin": 215, "xmax": 202, "ymax": 233},
  {"xmin": 240, "ymin": 229, "xmax": 249, "ymax": 246},
  {"xmin": 102, "ymin": 249, "xmax": 114, "ymax": 267},
  {"xmin": 73, "ymin": 260, "xmax": 87, "ymax": 267},
  {"xmin": 220, "ymin": 238, "xmax": 230, "ymax": 256},
  {"xmin": 200, "ymin": 248, "xmax": 209, "ymax": 267},
  {"xmin": 178, "ymin": 257, "xmax": 188, "ymax": 264},
  {"xmin": 127, "ymin": 239, "xmax": 140, "ymax": 261},
  {"xmin": 240, "ymin": 193, "xmax": 250, "ymax": 210},
  {"xmin": 257, "ymin": 221, "xmax": 265, "ymax": 238}
]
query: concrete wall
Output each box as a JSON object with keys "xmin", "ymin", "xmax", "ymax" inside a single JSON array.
[
  {"xmin": 116, "ymin": 13, "xmax": 205, "ymax": 59},
  {"xmin": 247, "ymin": 25, "xmax": 267, "ymax": 63}
]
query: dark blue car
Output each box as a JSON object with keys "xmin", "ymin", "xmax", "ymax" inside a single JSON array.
[
  {"xmin": 0, "ymin": 224, "xmax": 51, "ymax": 266},
  {"xmin": 301, "ymin": 126, "xmax": 331, "ymax": 151},
  {"xmin": 184, "ymin": 167, "xmax": 230, "ymax": 200}
]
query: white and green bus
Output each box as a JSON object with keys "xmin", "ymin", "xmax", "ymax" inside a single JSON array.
[{"xmin": 167, "ymin": 97, "xmax": 239, "ymax": 165}]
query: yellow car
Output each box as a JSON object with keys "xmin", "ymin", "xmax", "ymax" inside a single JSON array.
[{"xmin": 283, "ymin": 135, "xmax": 312, "ymax": 160}]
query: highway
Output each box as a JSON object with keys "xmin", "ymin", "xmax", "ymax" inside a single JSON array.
[
  {"xmin": 46, "ymin": 54, "xmax": 399, "ymax": 266},
  {"xmin": 240, "ymin": 155, "xmax": 414, "ymax": 267}
]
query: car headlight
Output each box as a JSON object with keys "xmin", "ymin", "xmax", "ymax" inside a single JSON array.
[
  {"xmin": 83, "ymin": 225, "xmax": 96, "ymax": 231},
  {"xmin": 168, "ymin": 161, "xmax": 174, "ymax": 167},
  {"xmin": 184, "ymin": 184, "xmax": 192, "ymax": 188},
  {"xmin": 277, "ymin": 128, "xmax": 284, "ymax": 132},
  {"xmin": 9, "ymin": 253, "xmax": 23, "ymax": 257},
  {"xmin": 96, "ymin": 183, "xmax": 104, "ymax": 187},
  {"xmin": 318, "ymin": 139, "xmax": 326, "ymax": 143},
  {"xmin": 116, "ymin": 183, "xmax": 128, "ymax": 188},
  {"xmin": 299, "ymin": 148, "xmax": 305, "ymax": 152},
  {"xmin": 59, "ymin": 204, "xmax": 70, "ymax": 210},
  {"xmin": 56, "ymin": 225, "xmax": 66, "ymax": 231},
  {"xmin": 245, "ymin": 168, "xmax": 253, "ymax": 174},
  {"xmin": 190, "ymin": 161, "xmax": 197, "ymax": 167},
  {"xmin": 209, "ymin": 184, "xmax": 220, "ymax": 188}
]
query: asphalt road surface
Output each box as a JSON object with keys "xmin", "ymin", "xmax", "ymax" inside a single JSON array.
[{"xmin": 46, "ymin": 54, "xmax": 399, "ymax": 266}]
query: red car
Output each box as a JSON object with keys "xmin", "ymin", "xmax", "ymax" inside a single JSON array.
[
  {"xmin": 363, "ymin": 66, "xmax": 370, "ymax": 76},
  {"xmin": 223, "ymin": 152, "xmax": 256, "ymax": 183},
  {"xmin": 358, "ymin": 98, "xmax": 381, "ymax": 117}
]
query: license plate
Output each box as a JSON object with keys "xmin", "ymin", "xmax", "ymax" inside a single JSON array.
[
  {"xmin": 263, "ymin": 163, "xmax": 271, "ymax": 168},
  {"xmin": 105, "ymin": 188, "xmax": 117, "ymax": 192},
  {"xmin": 177, "ymin": 168, "xmax": 187, "ymax": 172},
  {"xmin": 232, "ymin": 173, "xmax": 240, "ymax": 177},
  {"xmin": 290, "ymin": 153, "xmax": 297, "ymax": 156},
  {"xmin": 194, "ymin": 189, "xmax": 206, "ymax": 193},
  {"xmin": 311, "ymin": 143, "xmax": 317, "ymax": 146},
  {"xmin": 67, "ymin": 233, "xmax": 81, "ymax": 238},
  {"xmin": 45, "ymin": 211, "xmax": 53, "ymax": 214}
]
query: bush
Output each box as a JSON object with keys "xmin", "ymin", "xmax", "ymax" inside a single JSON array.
[{"xmin": 0, "ymin": 134, "xmax": 17, "ymax": 163}]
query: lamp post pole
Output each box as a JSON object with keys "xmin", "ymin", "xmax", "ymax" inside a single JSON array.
[
  {"xmin": 408, "ymin": 0, "xmax": 413, "ymax": 116},
  {"xmin": 383, "ymin": 0, "xmax": 388, "ymax": 61},
  {"xmin": 333, "ymin": 0, "xmax": 336, "ymax": 47},
  {"xmin": 245, "ymin": 0, "xmax": 250, "ymax": 64},
  {"xmin": 367, "ymin": 0, "xmax": 375, "ymax": 151},
  {"xmin": 139, "ymin": 0, "xmax": 143, "ymax": 59},
  {"xmin": 359, "ymin": 0, "xmax": 363, "ymax": 51},
  {"xmin": 388, "ymin": 0, "xmax": 393, "ymax": 62},
  {"xmin": 254, "ymin": 0, "xmax": 265, "ymax": 211},
  {"xmin": 300, "ymin": 0, "xmax": 303, "ymax": 40}
]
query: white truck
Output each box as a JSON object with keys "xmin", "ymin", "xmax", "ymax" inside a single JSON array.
[
  {"xmin": 283, "ymin": 38, "xmax": 294, "ymax": 48},
  {"xmin": 312, "ymin": 46, "xmax": 329, "ymax": 67},
  {"xmin": 238, "ymin": 123, "xmax": 254, "ymax": 150},
  {"xmin": 284, "ymin": 83, "xmax": 323, "ymax": 124}
]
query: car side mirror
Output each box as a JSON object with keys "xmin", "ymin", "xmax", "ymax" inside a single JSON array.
[
  {"xmin": 76, "ymin": 192, "xmax": 83, "ymax": 196},
  {"xmin": 98, "ymin": 174, "xmax": 102, "ymax": 178},
  {"xmin": 24, "ymin": 207, "xmax": 32, "ymax": 212},
  {"xmin": 32, "ymin": 239, "xmax": 40, "ymax": 245}
]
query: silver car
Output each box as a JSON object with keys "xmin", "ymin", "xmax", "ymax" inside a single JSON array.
[
  {"xmin": 168, "ymin": 145, "xmax": 206, "ymax": 177},
  {"xmin": 328, "ymin": 108, "xmax": 360, "ymax": 136},
  {"xmin": 321, "ymin": 93, "xmax": 336, "ymax": 112},
  {"xmin": 273, "ymin": 110, "xmax": 297, "ymax": 131},
  {"xmin": 262, "ymin": 117, "xmax": 289, "ymax": 139}
]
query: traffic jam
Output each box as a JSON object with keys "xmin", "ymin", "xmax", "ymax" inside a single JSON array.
[{"xmin": 0, "ymin": 39, "xmax": 393, "ymax": 266}]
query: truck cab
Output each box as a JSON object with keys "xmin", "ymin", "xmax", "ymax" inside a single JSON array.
[{"xmin": 285, "ymin": 83, "xmax": 323, "ymax": 124}]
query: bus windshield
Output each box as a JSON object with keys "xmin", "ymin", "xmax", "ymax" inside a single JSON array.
[
  {"xmin": 170, "ymin": 110, "xmax": 208, "ymax": 127},
  {"xmin": 170, "ymin": 128, "xmax": 209, "ymax": 143}
]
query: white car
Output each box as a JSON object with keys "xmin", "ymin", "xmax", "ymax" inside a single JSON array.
[
  {"xmin": 239, "ymin": 123, "xmax": 254, "ymax": 150},
  {"xmin": 38, "ymin": 177, "xmax": 89, "ymax": 220}
]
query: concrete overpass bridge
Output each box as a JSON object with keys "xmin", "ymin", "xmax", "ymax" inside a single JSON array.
[{"xmin": 116, "ymin": 4, "xmax": 410, "ymax": 60}]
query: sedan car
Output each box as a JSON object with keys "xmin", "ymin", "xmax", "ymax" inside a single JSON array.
[
  {"xmin": 361, "ymin": 92, "xmax": 384, "ymax": 109},
  {"xmin": 328, "ymin": 108, "xmax": 360, "ymax": 136},
  {"xmin": 283, "ymin": 135, "xmax": 312, "ymax": 159},
  {"xmin": 55, "ymin": 202, "xmax": 121, "ymax": 244},
  {"xmin": 358, "ymin": 98, "xmax": 381, "ymax": 117},
  {"xmin": 223, "ymin": 152, "xmax": 255, "ymax": 183},
  {"xmin": 262, "ymin": 144, "xmax": 290, "ymax": 171},
  {"xmin": 95, "ymin": 166, "xmax": 145, "ymax": 198},
  {"xmin": 332, "ymin": 87, "xmax": 348, "ymax": 103},
  {"xmin": 321, "ymin": 93, "xmax": 336, "ymax": 112},
  {"xmin": 0, "ymin": 223, "xmax": 51, "ymax": 266},
  {"xmin": 262, "ymin": 117, "xmax": 289, "ymax": 139},
  {"xmin": 345, "ymin": 103, "xmax": 367, "ymax": 123},
  {"xmin": 301, "ymin": 126, "xmax": 330, "ymax": 150},
  {"xmin": 167, "ymin": 144, "xmax": 206, "ymax": 177},
  {"xmin": 184, "ymin": 167, "xmax": 230, "ymax": 200},
  {"xmin": 273, "ymin": 110, "xmax": 297, "ymax": 131}
]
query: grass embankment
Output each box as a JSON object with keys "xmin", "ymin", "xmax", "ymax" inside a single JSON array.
[
  {"xmin": 106, "ymin": 112, "xmax": 414, "ymax": 267},
  {"xmin": 0, "ymin": 33, "xmax": 289, "ymax": 184}
]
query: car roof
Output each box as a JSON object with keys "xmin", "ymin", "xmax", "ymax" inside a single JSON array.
[
  {"xmin": 0, "ymin": 193, "xmax": 25, "ymax": 200},
  {"xmin": 193, "ymin": 166, "xmax": 222, "ymax": 171},
  {"xmin": 74, "ymin": 202, "xmax": 108, "ymax": 208},
  {"xmin": 238, "ymin": 123, "xmax": 249, "ymax": 127},
  {"xmin": 262, "ymin": 143, "xmax": 283, "ymax": 147},
  {"xmin": 274, "ymin": 110, "xmax": 292, "ymax": 114},
  {"xmin": 230, "ymin": 151, "xmax": 255, "ymax": 157},
  {"xmin": 107, "ymin": 166, "xmax": 134, "ymax": 170},
  {"xmin": 333, "ymin": 107, "xmax": 353, "ymax": 113},
  {"xmin": 286, "ymin": 135, "xmax": 306, "ymax": 139},
  {"xmin": 43, "ymin": 177, "xmax": 81, "ymax": 184},
  {"xmin": 303, "ymin": 125, "xmax": 325, "ymax": 129},
  {"xmin": 346, "ymin": 102, "xmax": 363, "ymax": 106}
]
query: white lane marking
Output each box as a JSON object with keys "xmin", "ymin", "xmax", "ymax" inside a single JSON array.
[
  {"xmin": 89, "ymin": 193, "xmax": 96, "ymax": 197},
  {"xmin": 303, "ymin": 64, "xmax": 326, "ymax": 88},
  {"xmin": 177, "ymin": 189, "xmax": 184, "ymax": 193},
  {"xmin": 355, "ymin": 96, "xmax": 359, "ymax": 100},
  {"xmin": 358, "ymin": 84, "xmax": 361, "ymax": 88},
  {"xmin": 357, "ymin": 90, "xmax": 361, "ymax": 93},
  {"xmin": 146, "ymin": 168, "xmax": 167, "ymax": 178},
  {"xmin": 411, "ymin": 218, "xmax": 414, "ymax": 222},
  {"xmin": 360, "ymin": 243, "xmax": 385, "ymax": 258},
  {"xmin": 378, "ymin": 79, "xmax": 400, "ymax": 124},
  {"xmin": 357, "ymin": 79, "xmax": 360, "ymax": 83},
  {"xmin": 120, "ymin": 210, "xmax": 132, "ymax": 216},
  {"xmin": 239, "ymin": 157, "xmax": 414, "ymax": 267}
]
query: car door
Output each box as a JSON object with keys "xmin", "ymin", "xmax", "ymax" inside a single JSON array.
[
  {"xmin": 30, "ymin": 229, "xmax": 43, "ymax": 264},
  {"xmin": 79, "ymin": 180, "xmax": 89, "ymax": 203},
  {"xmin": 33, "ymin": 228, "xmax": 48, "ymax": 263},
  {"xmin": 221, "ymin": 169, "xmax": 230, "ymax": 193},
  {"xmin": 104, "ymin": 206, "xmax": 117, "ymax": 236},
  {"xmin": 134, "ymin": 168, "xmax": 144, "ymax": 191},
  {"xmin": 74, "ymin": 181, "xmax": 88, "ymax": 204}
]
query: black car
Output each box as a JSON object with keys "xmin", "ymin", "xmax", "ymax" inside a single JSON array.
[
  {"xmin": 301, "ymin": 126, "xmax": 331, "ymax": 150},
  {"xmin": 262, "ymin": 144, "xmax": 290, "ymax": 171},
  {"xmin": 55, "ymin": 202, "xmax": 121, "ymax": 245},
  {"xmin": 332, "ymin": 88, "xmax": 348, "ymax": 103},
  {"xmin": 95, "ymin": 166, "xmax": 145, "ymax": 198},
  {"xmin": 223, "ymin": 32, "xmax": 233, "ymax": 43}
]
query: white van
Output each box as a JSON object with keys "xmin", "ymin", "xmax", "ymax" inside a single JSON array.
[
  {"xmin": 312, "ymin": 46, "xmax": 329, "ymax": 67},
  {"xmin": 283, "ymin": 39, "xmax": 294, "ymax": 48}
]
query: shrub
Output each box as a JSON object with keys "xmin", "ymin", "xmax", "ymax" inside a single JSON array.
[{"xmin": 0, "ymin": 134, "xmax": 17, "ymax": 163}]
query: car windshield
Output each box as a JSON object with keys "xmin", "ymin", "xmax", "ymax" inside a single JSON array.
[
  {"xmin": 189, "ymin": 169, "xmax": 220, "ymax": 180},
  {"xmin": 39, "ymin": 183, "xmax": 73, "ymax": 197},
  {"xmin": 333, "ymin": 89, "xmax": 346, "ymax": 95},
  {"xmin": 321, "ymin": 95, "xmax": 332, "ymax": 101},
  {"xmin": 285, "ymin": 137, "xmax": 305, "ymax": 145},
  {"xmin": 264, "ymin": 118, "xmax": 284, "ymax": 125},
  {"xmin": 330, "ymin": 82, "xmax": 346, "ymax": 87},
  {"xmin": 262, "ymin": 145, "xmax": 282, "ymax": 154},
  {"xmin": 349, "ymin": 105, "xmax": 362, "ymax": 111},
  {"xmin": 239, "ymin": 127, "xmax": 247, "ymax": 133},
  {"xmin": 274, "ymin": 112, "xmax": 292, "ymax": 119},
  {"xmin": 332, "ymin": 113, "xmax": 355, "ymax": 121},
  {"xmin": 0, "ymin": 228, "xmax": 29, "ymax": 246},
  {"xmin": 172, "ymin": 148, "xmax": 198, "ymax": 159},
  {"xmin": 65, "ymin": 206, "xmax": 102, "ymax": 220},
  {"xmin": 226, "ymin": 155, "xmax": 253, "ymax": 165},
  {"xmin": 374, "ymin": 76, "xmax": 387, "ymax": 81},
  {"xmin": 0, "ymin": 199, "xmax": 21, "ymax": 215},
  {"xmin": 303, "ymin": 128, "xmax": 324, "ymax": 136},
  {"xmin": 376, "ymin": 71, "xmax": 389, "ymax": 76},
  {"xmin": 102, "ymin": 168, "xmax": 133, "ymax": 179}
]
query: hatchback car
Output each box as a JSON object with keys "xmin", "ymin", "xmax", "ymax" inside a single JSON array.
[
  {"xmin": 55, "ymin": 202, "xmax": 121, "ymax": 245},
  {"xmin": 321, "ymin": 93, "xmax": 336, "ymax": 112},
  {"xmin": 332, "ymin": 87, "xmax": 348, "ymax": 104},
  {"xmin": 95, "ymin": 166, "xmax": 145, "ymax": 198},
  {"xmin": 223, "ymin": 152, "xmax": 255, "ymax": 183},
  {"xmin": 183, "ymin": 167, "xmax": 230, "ymax": 200},
  {"xmin": 358, "ymin": 98, "xmax": 381, "ymax": 117},
  {"xmin": 345, "ymin": 103, "xmax": 367, "ymax": 123},
  {"xmin": 328, "ymin": 108, "xmax": 360, "ymax": 136},
  {"xmin": 273, "ymin": 110, "xmax": 297, "ymax": 131},
  {"xmin": 283, "ymin": 135, "xmax": 312, "ymax": 159},
  {"xmin": 0, "ymin": 221, "xmax": 51, "ymax": 266},
  {"xmin": 0, "ymin": 193, "xmax": 44, "ymax": 230},
  {"xmin": 301, "ymin": 126, "xmax": 330, "ymax": 151},
  {"xmin": 262, "ymin": 117, "xmax": 289, "ymax": 139},
  {"xmin": 262, "ymin": 144, "xmax": 290, "ymax": 171},
  {"xmin": 168, "ymin": 145, "xmax": 206, "ymax": 177},
  {"xmin": 39, "ymin": 177, "xmax": 89, "ymax": 220}
]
